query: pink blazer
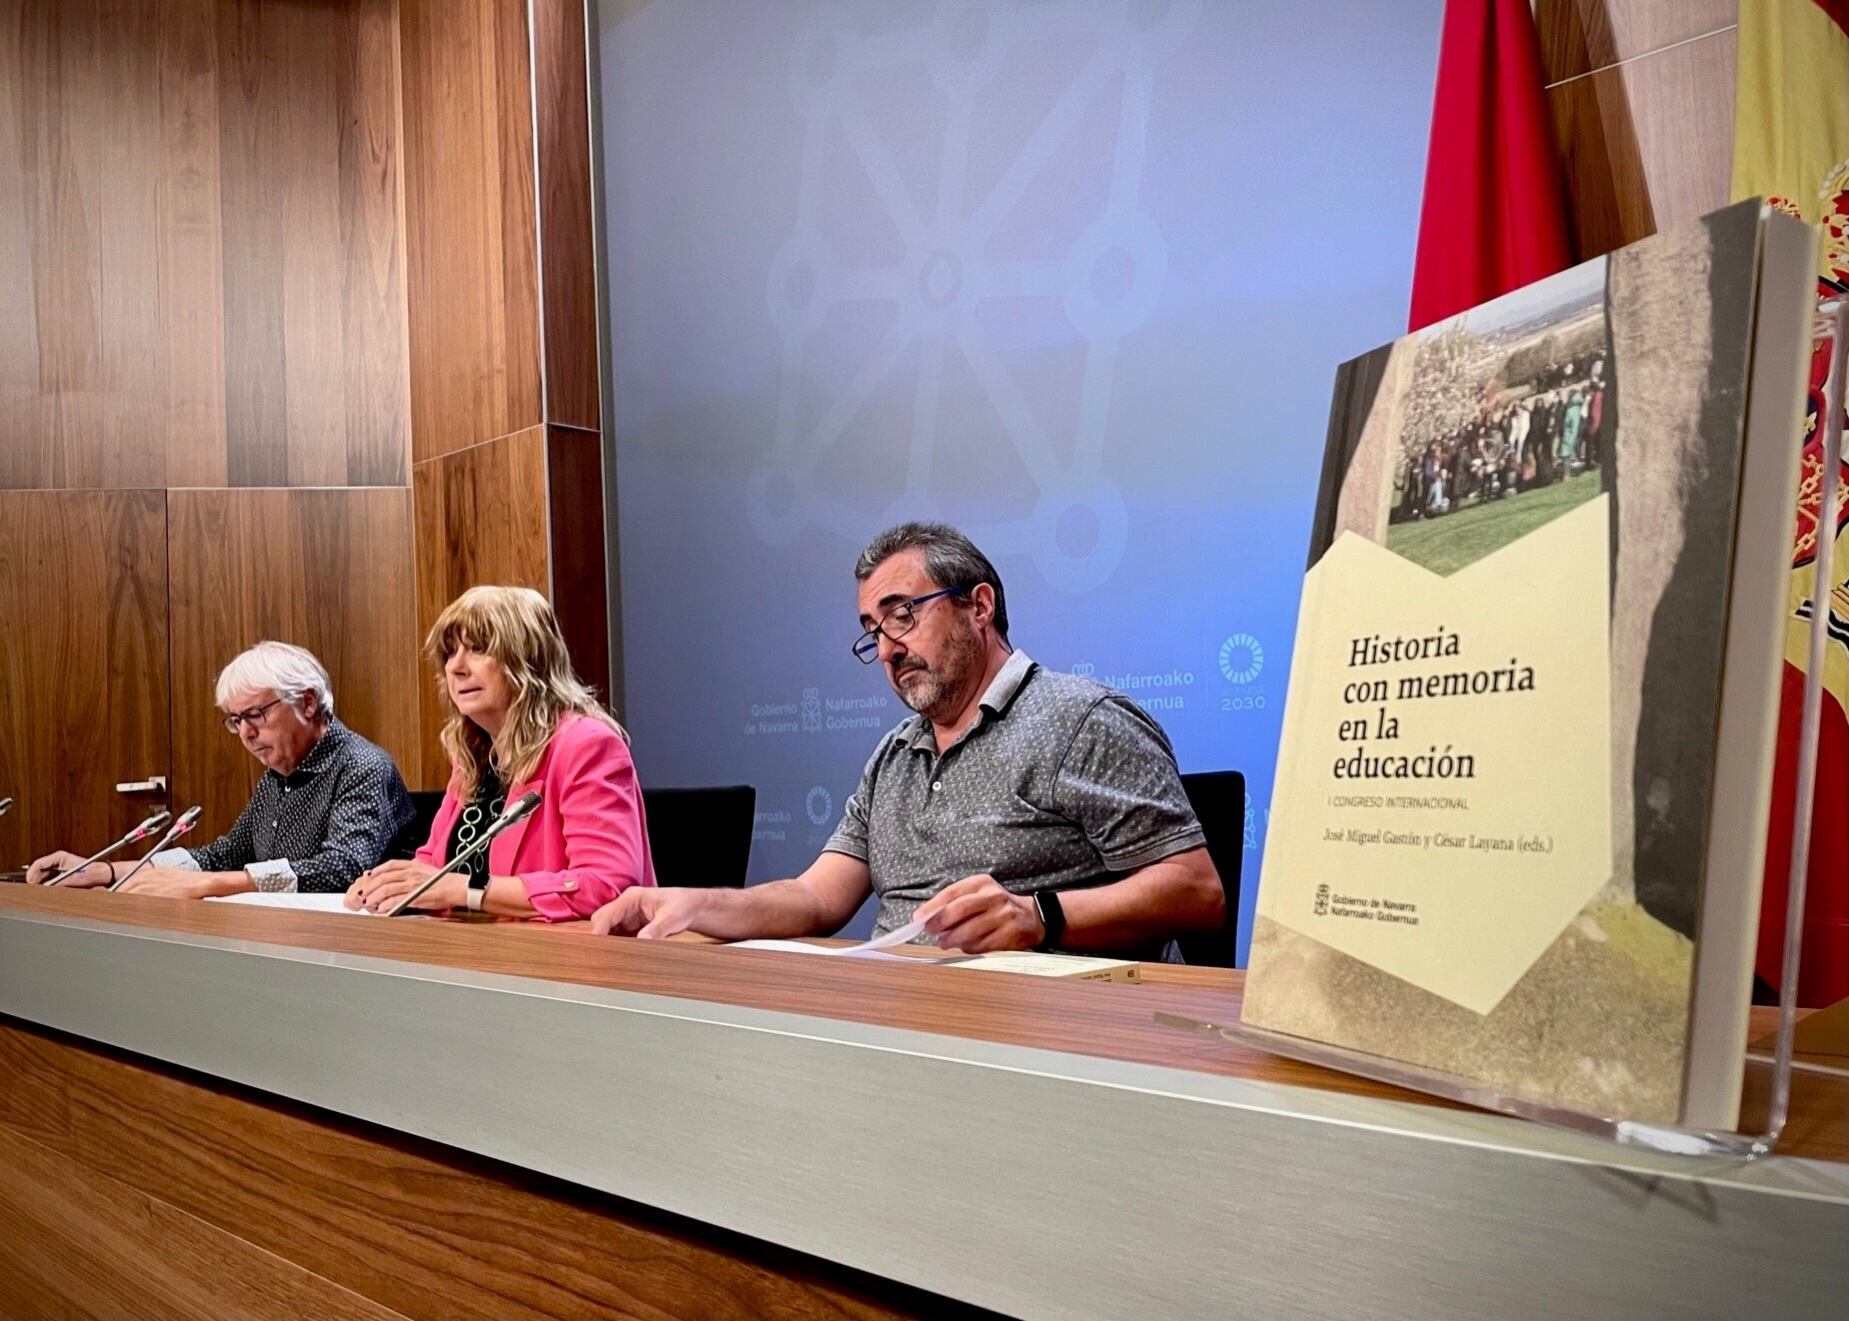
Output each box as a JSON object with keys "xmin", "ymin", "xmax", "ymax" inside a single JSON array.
[{"xmin": 416, "ymin": 714, "xmax": 657, "ymax": 921}]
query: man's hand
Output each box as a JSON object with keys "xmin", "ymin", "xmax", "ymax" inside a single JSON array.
[
  {"xmin": 917, "ymin": 874, "xmax": 1045, "ymax": 954},
  {"xmin": 113, "ymin": 868, "xmax": 239, "ymax": 899},
  {"xmin": 347, "ymin": 860, "xmax": 462, "ymax": 913},
  {"xmin": 590, "ymin": 887, "xmax": 709, "ymax": 938},
  {"xmin": 25, "ymin": 850, "xmax": 105, "ymax": 887}
]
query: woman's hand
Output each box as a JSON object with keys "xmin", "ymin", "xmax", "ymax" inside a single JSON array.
[{"xmin": 347, "ymin": 861, "xmax": 463, "ymax": 913}]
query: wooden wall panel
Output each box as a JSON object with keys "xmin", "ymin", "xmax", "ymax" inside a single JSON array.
[
  {"xmin": 216, "ymin": 0, "xmax": 408, "ymax": 488},
  {"xmin": 0, "ymin": 492, "xmax": 171, "ymax": 871},
  {"xmin": 412, "ymin": 427, "xmax": 552, "ymax": 782},
  {"xmin": 0, "ymin": 1019, "xmax": 962, "ymax": 1321},
  {"xmin": 1547, "ymin": 27, "xmax": 1738, "ymax": 260},
  {"xmin": 0, "ymin": 1, "xmax": 181, "ymax": 490},
  {"xmin": 0, "ymin": 0, "xmax": 407, "ymax": 492},
  {"xmin": 339, "ymin": 0, "xmax": 413, "ymax": 489},
  {"xmin": 158, "ymin": 0, "xmax": 234, "ymax": 491},
  {"xmin": 547, "ymin": 425, "xmax": 612, "ymax": 705},
  {"xmin": 167, "ymin": 488, "xmax": 420, "ymax": 839},
  {"xmin": 532, "ymin": 0, "xmax": 602, "ymax": 430},
  {"xmin": 0, "ymin": 1127, "xmax": 402, "ymax": 1321},
  {"xmin": 216, "ymin": 0, "xmax": 334, "ymax": 488},
  {"xmin": 399, "ymin": 0, "xmax": 543, "ymax": 463},
  {"xmin": 1537, "ymin": 0, "xmax": 1736, "ymax": 84}
]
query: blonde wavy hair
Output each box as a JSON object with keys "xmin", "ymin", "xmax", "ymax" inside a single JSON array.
[{"xmin": 427, "ymin": 585, "xmax": 624, "ymax": 797}]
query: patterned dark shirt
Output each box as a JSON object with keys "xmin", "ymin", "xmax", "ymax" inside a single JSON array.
[{"xmin": 157, "ymin": 718, "xmax": 414, "ymax": 893}]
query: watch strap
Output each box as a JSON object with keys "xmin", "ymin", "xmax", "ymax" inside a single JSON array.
[{"xmin": 1033, "ymin": 889, "xmax": 1066, "ymax": 951}]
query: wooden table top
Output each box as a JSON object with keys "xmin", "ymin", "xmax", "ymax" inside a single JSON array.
[{"xmin": 3, "ymin": 884, "xmax": 1841, "ymax": 1163}]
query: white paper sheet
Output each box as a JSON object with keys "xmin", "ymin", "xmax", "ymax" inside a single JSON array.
[
  {"xmin": 938, "ymin": 950, "xmax": 1138, "ymax": 978},
  {"xmin": 731, "ymin": 917, "xmax": 931, "ymax": 961},
  {"xmin": 729, "ymin": 939, "xmax": 911, "ymax": 961},
  {"xmin": 846, "ymin": 915, "xmax": 931, "ymax": 952},
  {"xmin": 206, "ymin": 892, "xmax": 370, "ymax": 914}
]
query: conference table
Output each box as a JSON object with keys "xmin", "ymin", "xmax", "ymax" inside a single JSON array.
[{"xmin": 0, "ymin": 885, "xmax": 1842, "ymax": 1320}]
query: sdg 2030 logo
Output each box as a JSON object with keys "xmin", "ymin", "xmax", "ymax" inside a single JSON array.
[{"xmin": 1218, "ymin": 632, "xmax": 1266, "ymax": 713}]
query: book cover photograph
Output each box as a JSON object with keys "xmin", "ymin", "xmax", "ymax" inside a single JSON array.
[{"xmin": 1242, "ymin": 201, "xmax": 1815, "ymax": 1127}]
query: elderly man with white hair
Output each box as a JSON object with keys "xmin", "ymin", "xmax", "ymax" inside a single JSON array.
[{"xmin": 27, "ymin": 641, "xmax": 414, "ymax": 898}]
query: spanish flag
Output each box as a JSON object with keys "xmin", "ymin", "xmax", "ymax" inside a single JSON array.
[{"xmin": 1736, "ymin": 0, "xmax": 1849, "ymax": 1007}]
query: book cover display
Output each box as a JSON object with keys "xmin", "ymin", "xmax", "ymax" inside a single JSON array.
[{"xmin": 1243, "ymin": 201, "xmax": 1816, "ymax": 1128}]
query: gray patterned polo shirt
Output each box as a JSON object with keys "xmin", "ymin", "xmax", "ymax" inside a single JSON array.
[{"xmin": 825, "ymin": 650, "xmax": 1206, "ymax": 937}]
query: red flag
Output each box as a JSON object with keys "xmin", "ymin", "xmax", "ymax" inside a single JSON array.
[{"xmin": 1408, "ymin": 0, "xmax": 1574, "ymax": 331}]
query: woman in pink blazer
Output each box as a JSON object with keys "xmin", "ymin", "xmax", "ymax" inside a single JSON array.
[{"xmin": 347, "ymin": 586, "xmax": 655, "ymax": 919}]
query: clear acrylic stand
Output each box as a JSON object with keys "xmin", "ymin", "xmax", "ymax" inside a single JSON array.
[{"xmin": 1163, "ymin": 297, "xmax": 1849, "ymax": 1160}]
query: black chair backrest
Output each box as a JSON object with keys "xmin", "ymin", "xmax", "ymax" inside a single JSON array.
[
  {"xmin": 391, "ymin": 790, "xmax": 448, "ymax": 860},
  {"xmin": 1176, "ymin": 769, "xmax": 1246, "ymax": 967},
  {"xmin": 643, "ymin": 785, "xmax": 756, "ymax": 887}
]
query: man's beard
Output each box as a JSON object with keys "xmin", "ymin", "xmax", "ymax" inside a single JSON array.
[{"xmin": 892, "ymin": 620, "xmax": 981, "ymax": 719}]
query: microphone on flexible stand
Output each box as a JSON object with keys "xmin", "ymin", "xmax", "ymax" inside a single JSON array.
[
  {"xmin": 385, "ymin": 791, "xmax": 541, "ymax": 917},
  {"xmin": 108, "ymin": 806, "xmax": 204, "ymax": 891},
  {"xmin": 43, "ymin": 810, "xmax": 174, "ymax": 887}
]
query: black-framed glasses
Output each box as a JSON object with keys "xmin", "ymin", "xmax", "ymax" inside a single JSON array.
[
  {"xmin": 222, "ymin": 697, "xmax": 285, "ymax": 733},
  {"xmin": 852, "ymin": 584, "xmax": 973, "ymax": 663}
]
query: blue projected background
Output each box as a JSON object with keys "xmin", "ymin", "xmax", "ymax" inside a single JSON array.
[{"xmin": 596, "ymin": 0, "xmax": 1442, "ymax": 957}]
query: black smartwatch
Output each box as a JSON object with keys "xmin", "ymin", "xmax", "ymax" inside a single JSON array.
[{"xmin": 1033, "ymin": 889, "xmax": 1066, "ymax": 951}]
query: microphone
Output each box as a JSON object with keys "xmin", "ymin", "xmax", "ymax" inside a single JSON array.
[
  {"xmin": 43, "ymin": 810, "xmax": 174, "ymax": 887},
  {"xmin": 385, "ymin": 791, "xmax": 541, "ymax": 917},
  {"xmin": 108, "ymin": 806, "xmax": 204, "ymax": 891}
]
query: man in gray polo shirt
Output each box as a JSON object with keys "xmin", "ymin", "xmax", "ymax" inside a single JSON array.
[{"xmin": 592, "ymin": 523, "xmax": 1223, "ymax": 953}]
